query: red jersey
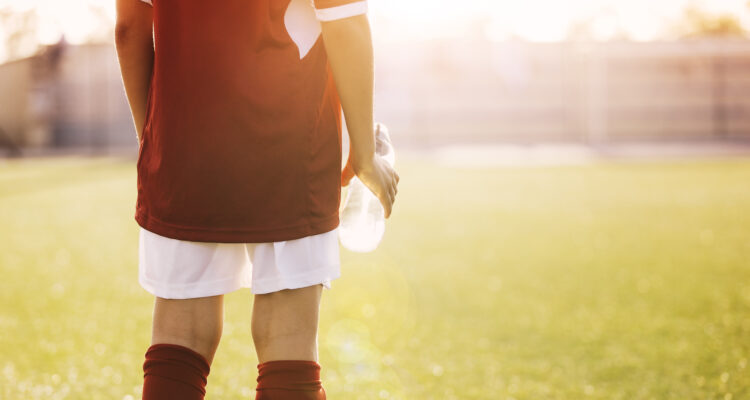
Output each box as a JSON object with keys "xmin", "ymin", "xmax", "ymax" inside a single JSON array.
[{"xmin": 135, "ymin": 0, "xmax": 368, "ymax": 242}]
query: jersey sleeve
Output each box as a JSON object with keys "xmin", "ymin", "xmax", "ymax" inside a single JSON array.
[{"xmin": 312, "ymin": 0, "xmax": 368, "ymax": 22}]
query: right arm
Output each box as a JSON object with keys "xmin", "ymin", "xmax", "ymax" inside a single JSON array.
[
  {"xmin": 320, "ymin": 13, "xmax": 400, "ymax": 217},
  {"xmin": 114, "ymin": 0, "xmax": 154, "ymax": 143}
]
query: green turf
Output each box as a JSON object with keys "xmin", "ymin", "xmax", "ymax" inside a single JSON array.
[{"xmin": 1, "ymin": 156, "xmax": 749, "ymax": 399}]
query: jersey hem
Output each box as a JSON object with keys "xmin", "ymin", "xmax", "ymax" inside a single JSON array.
[{"xmin": 135, "ymin": 211, "xmax": 340, "ymax": 243}]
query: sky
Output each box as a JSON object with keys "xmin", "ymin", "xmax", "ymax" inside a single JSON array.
[
  {"xmin": 371, "ymin": 0, "xmax": 750, "ymax": 41},
  {"xmin": 0, "ymin": 0, "xmax": 748, "ymax": 56}
]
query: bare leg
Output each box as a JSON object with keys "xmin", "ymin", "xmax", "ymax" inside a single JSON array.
[
  {"xmin": 151, "ymin": 295, "xmax": 224, "ymax": 364},
  {"xmin": 251, "ymin": 285, "xmax": 323, "ymax": 363}
]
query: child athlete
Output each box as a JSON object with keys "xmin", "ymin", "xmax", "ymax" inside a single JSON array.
[{"xmin": 115, "ymin": 0, "xmax": 399, "ymax": 398}]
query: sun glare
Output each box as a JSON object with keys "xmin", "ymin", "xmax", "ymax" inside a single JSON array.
[
  {"xmin": 0, "ymin": 0, "xmax": 748, "ymax": 47},
  {"xmin": 372, "ymin": 0, "xmax": 750, "ymax": 42}
]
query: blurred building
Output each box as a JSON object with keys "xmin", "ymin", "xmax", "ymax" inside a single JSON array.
[
  {"xmin": 0, "ymin": 40, "xmax": 134, "ymax": 154},
  {"xmin": 374, "ymin": 38, "xmax": 750, "ymax": 147},
  {"xmin": 1, "ymin": 38, "xmax": 749, "ymax": 156}
]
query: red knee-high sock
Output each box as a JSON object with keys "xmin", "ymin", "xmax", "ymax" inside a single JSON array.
[
  {"xmin": 255, "ymin": 360, "xmax": 326, "ymax": 400},
  {"xmin": 142, "ymin": 344, "xmax": 211, "ymax": 400}
]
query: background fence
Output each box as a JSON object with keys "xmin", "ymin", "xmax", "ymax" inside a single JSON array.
[
  {"xmin": 374, "ymin": 39, "xmax": 750, "ymax": 147},
  {"xmin": 1, "ymin": 39, "xmax": 750, "ymax": 153}
]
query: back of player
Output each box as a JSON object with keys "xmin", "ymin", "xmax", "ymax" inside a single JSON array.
[{"xmin": 115, "ymin": 0, "xmax": 399, "ymax": 399}]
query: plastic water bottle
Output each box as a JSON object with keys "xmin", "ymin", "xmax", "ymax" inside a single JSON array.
[{"xmin": 339, "ymin": 123, "xmax": 395, "ymax": 252}]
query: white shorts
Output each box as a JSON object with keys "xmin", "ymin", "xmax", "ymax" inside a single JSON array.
[{"xmin": 138, "ymin": 227, "xmax": 341, "ymax": 299}]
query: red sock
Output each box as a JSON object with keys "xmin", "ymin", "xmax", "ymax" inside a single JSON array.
[
  {"xmin": 255, "ymin": 360, "xmax": 326, "ymax": 400},
  {"xmin": 142, "ymin": 344, "xmax": 210, "ymax": 400}
]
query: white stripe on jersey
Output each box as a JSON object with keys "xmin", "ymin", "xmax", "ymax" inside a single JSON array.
[
  {"xmin": 314, "ymin": 1, "xmax": 367, "ymax": 22},
  {"xmin": 286, "ymin": 0, "xmax": 322, "ymax": 59}
]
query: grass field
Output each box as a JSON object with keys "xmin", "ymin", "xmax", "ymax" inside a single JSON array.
[{"xmin": 1, "ymin": 156, "xmax": 749, "ymax": 400}]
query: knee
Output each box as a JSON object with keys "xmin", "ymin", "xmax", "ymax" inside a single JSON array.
[
  {"xmin": 251, "ymin": 292, "xmax": 319, "ymax": 346},
  {"xmin": 251, "ymin": 321, "xmax": 318, "ymax": 363},
  {"xmin": 251, "ymin": 287, "xmax": 322, "ymax": 362},
  {"xmin": 152, "ymin": 313, "xmax": 223, "ymax": 364},
  {"xmin": 151, "ymin": 296, "xmax": 224, "ymax": 363},
  {"xmin": 153, "ymin": 325, "xmax": 222, "ymax": 364},
  {"xmin": 251, "ymin": 316, "xmax": 312, "ymax": 348},
  {"xmin": 191, "ymin": 324, "xmax": 223, "ymax": 352}
]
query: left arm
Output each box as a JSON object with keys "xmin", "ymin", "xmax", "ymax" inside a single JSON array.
[{"xmin": 115, "ymin": 0, "xmax": 154, "ymax": 143}]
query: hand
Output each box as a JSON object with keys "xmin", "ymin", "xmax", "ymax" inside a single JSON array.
[{"xmin": 342, "ymin": 155, "xmax": 400, "ymax": 218}]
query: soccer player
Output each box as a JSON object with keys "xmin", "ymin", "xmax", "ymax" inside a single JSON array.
[{"xmin": 115, "ymin": 0, "xmax": 399, "ymax": 398}]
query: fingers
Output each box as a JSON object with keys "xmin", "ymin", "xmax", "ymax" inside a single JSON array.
[
  {"xmin": 389, "ymin": 169, "xmax": 399, "ymax": 218},
  {"xmin": 383, "ymin": 174, "xmax": 397, "ymax": 219},
  {"xmin": 341, "ymin": 161, "xmax": 356, "ymax": 187},
  {"xmin": 365, "ymin": 161, "xmax": 399, "ymax": 219},
  {"xmin": 381, "ymin": 191, "xmax": 393, "ymax": 218}
]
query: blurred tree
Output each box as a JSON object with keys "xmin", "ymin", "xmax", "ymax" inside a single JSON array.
[
  {"xmin": 85, "ymin": 4, "xmax": 117, "ymax": 43},
  {"xmin": 565, "ymin": 13, "xmax": 630, "ymax": 42},
  {"xmin": 676, "ymin": 6, "xmax": 746, "ymax": 38},
  {"xmin": 0, "ymin": 4, "xmax": 113, "ymax": 64},
  {"xmin": 0, "ymin": 7, "xmax": 41, "ymax": 63},
  {"xmin": 566, "ymin": 19, "xmax": 597, "ymax": 42}
]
